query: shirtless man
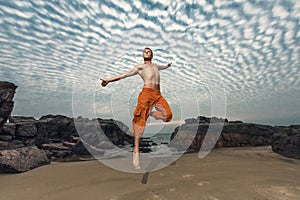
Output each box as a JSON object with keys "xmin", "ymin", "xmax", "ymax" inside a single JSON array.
[{"xmin": 100, "ymin": 47, "xmax": 172, "ymax": 169}]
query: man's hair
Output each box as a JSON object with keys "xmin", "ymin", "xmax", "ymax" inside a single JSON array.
[{"xmin": 144, "ymin": 47, "xmax": 153, "ymax": 58}]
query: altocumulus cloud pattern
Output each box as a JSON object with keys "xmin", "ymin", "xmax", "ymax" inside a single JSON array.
[{"xmin": 0, "ymin": 0, "xmax": 299, "ymax": 125}]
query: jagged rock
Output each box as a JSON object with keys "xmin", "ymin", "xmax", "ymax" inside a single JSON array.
[
  {"xmin": 272, "ymin": 125, "xmax": 300, "ymax": 160},
  {"xmin": 170, "ymin": 117, "xmax": 275, "ymax": 152},
  {"xmin": 0, "ymin": 134, "xmax": 12, "ymax": 141},
  {"xmin": 0, "ymin": 81, "xmax": 17, "ymax": 132},
  {"xmin": 0, "ymin": 146, "xmax": 50, "ymax": 173},
  {"xmin": 23, "ymin": 139, "xmax": 36, "ymax": 147},
  {"xmin": 0, "ymin": 115, "xmax": 135, "ymax": 164},
  {"xmin": 16, "ymin": 122, "xmax": 37, "ymax": 137},
  {"xmin": 1, "ymin": 121, "xmax": 37, "ymax": 149},
  {"xmin": 9, "ymin": 116, "xmax": 36, "ymax": 123},
  {"xmin": 35, "ymin": 115, "xmax": 76, "ymax": 147},
  {"xmin": 1, "ymin": 123, "xmax": 16, "ymax": 136},
  {"xmin": 272, "ymin": 134, "xmax": 300, "ymax": 160},
  {"xmin": 98, "ymin": 118, "xmax": 133, "ymax": 145},
  {"xmin": 72, "ymin": 140, "xmax": 92, "ymax": 156},
  {"xmin": 0, "ymin": 141, "xmax": 9, "ymax": 150},
  {"xmin": 51, "ymin": 150, "xmax": 73, "ymax": 159},
  {"xmin": 40, "ymin": 143, "xmax": 74, "ymax": 159},
  {"xmin": 197, "ymin": 116, "xmax": 228, "ymax": 124},
  {"xmin": 72, "ymin": 139, "xmax": 105, "ymax": 157},
  {"xmin": 8, "ymin": 140, "xmax": 25, "ymax": 149}
]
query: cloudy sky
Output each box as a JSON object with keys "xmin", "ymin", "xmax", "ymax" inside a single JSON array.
[{"xmin": 0, "ymin": 0, "xmax": 299, "ymax": 130}]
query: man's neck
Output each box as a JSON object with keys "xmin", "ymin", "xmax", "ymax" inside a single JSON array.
[{"xmin": 144, "ymin": 59, "xmax": 152, "ymax": 64}]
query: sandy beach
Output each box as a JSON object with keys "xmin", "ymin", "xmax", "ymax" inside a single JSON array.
[{"xmin": 1, "ymin": 146, "xmax": 300, "ymax": 200}]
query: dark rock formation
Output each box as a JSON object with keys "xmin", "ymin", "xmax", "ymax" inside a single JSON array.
[
  {"xmin": 98, "ymin": 118, "xmax": 133, "ymax": 146},
  {"xmin": 35, "ymin": 114, "xmax": 77, "ymax": 147},
  {"xmin": 170, "ymin": 116, "xmax": 275, "ymax": 152},
  {"xmin": 272, "ymin": 125, "xmax": 300, "ymax": 159},
  {"xmin": 72, "ymin": 140, "xmax": 92, "ymax": 156},
  {"xmin": 0, "ymin": 146, "xmax": 50, "ymax": 173},
  {"xmin": 170, "ymin": 117, "xmax": 300, "ymax": 160},
  {"xmin": 9, "ymin": 116, "xmax": 36, "ymax": 123},
  {"xmin": 0, "ymin": 115, "xmax": 135, "ymax": 160},
  {"xmin": 0, "ymin": 81, "xmax": 17, "ymax": 132}
]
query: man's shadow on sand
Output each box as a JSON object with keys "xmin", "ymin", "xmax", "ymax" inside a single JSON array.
[{"xmin": 141, "ymin": 158, "xmax": 176, "ymax": 184}]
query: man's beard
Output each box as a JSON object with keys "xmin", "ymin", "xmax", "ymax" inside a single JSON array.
[{"xmin": 144, "ymin": 58, "xmax": 152, "ymax": 61}]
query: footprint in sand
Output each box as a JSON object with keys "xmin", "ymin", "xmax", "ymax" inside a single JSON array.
[
  {"xmin": 182, "ymin": 174, "xmax": 194, "ymax": 178},
  {"xmin": 153, "ymin": 194, "xmax": 167, "ymax": 200},
  {"xmin": 208, "ymin": 196, "xmax": 219, "ymax": 200},
  {"xmin": 197, "ymin": 181, "xmax": 210, "ymax": 186}
]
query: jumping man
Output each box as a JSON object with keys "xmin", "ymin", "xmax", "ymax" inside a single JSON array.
[{"xmin": 100, "ymin": 47, "xmax": 173, "ymax": 169}]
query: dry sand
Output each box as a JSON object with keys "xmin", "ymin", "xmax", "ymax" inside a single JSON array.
[{"xmin": 1, "ymin": 146, "xmax": 300, "ymax": 200}]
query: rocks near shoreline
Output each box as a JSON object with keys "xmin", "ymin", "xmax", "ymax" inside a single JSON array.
[
  {"xmin": 0, "ymin": 146, "xmax": 50, "ymax": 173},
  {"xmin": 0, "ymin": 81, "xmax": 299, "ymax": 173},
  {"xmin": 0, "ymin": 115, "xmax": 135, "ymax": 172},
  {"xmin": 170, "ymin": 117, "xmax": 300, "ymax": 160}
]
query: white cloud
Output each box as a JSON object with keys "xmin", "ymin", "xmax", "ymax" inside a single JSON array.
[
  {"xmin": 0, "ymin": 0, "xmax": 298, "ymax": 125},
  {"xmin": 272, "ymin": 4, "xmax": 289, "ymax": 19},
  {"xmin": 243, "ymin": 2, "xmax": 263, "ymax": 15}
]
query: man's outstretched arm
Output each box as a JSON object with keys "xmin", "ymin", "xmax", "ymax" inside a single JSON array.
[
  {"xmin": 158, "ymin": 62, "xmax": 172, "ymax": 70},
  {"xmin": 100, "ymin": 65, "xmax": 139, "ymax": 87}
]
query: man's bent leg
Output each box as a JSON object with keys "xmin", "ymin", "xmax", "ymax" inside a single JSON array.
[{"xmin": 151, "ymin": 97, "xmax": 172, "ymax": 122}]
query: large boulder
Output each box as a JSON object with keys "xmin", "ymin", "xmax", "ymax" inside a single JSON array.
[
  {"xmin": 0, "ymin": 81, "xmax": 17, "ymax": 132},
  {"xmin": 272, "ymin": 125, "xmax": 300, "ymax": 160},
  {"xmin": 0, "ymin": 146, "xmax": 50, "ymax": 173}
]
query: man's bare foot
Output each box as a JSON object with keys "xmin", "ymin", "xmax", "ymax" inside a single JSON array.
[{"xmin": 133, "ymin": 152, "xmax": 141, "ymax": 169}]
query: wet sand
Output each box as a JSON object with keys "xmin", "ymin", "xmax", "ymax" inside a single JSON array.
[{"xmin": 1, "ymin": 146, "xmax": 300, "ymax": 200}]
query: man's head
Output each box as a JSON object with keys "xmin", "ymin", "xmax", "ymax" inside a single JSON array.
[{"xmin": 143, "ymin": 47, "xmax": 153, "ymax": 61}]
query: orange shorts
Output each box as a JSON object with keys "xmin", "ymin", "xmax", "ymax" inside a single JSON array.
[{"xmin": 132, "ymin": 87, "xmax": 172, "ymax": 127}]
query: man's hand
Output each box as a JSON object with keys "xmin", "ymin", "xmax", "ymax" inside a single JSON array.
[
  {"xmin": 100, "ymin": 78, "xmax": 109, "ymax": 87},
  {"xmin": 167, "ymin": 62, "xmax": 172, "ymax": 67}
]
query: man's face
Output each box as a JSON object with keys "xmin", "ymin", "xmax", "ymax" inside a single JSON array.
[{"xmin": 143, "ymin": 48, "xmax": 153, "ymax": 59}]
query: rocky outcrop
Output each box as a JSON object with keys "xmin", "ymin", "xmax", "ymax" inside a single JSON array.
[
  {"xmin": 0, "ymin": 115, "xmax": 135, "ymax": 158},
  {"xmin": 0, "ymin": 146, "xmax": 50, "ymax": 173},
  {"xmin": 272, "ymin": 125, "xmax": 300, "ymax": 159},
  {"xmin": 35, "ymin": 114, "xmax": 77, "ymax": 147},
  {"xmin": 170, "ymin": 117, "xmax": 300, "ymax": 160},
  {"xmin": 0, "ymin": 81, "xmax": 17, "ymax": 132},
  {"xmin": 0, "ymin": 114, "xmax": 138, "ymax": 172}
]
